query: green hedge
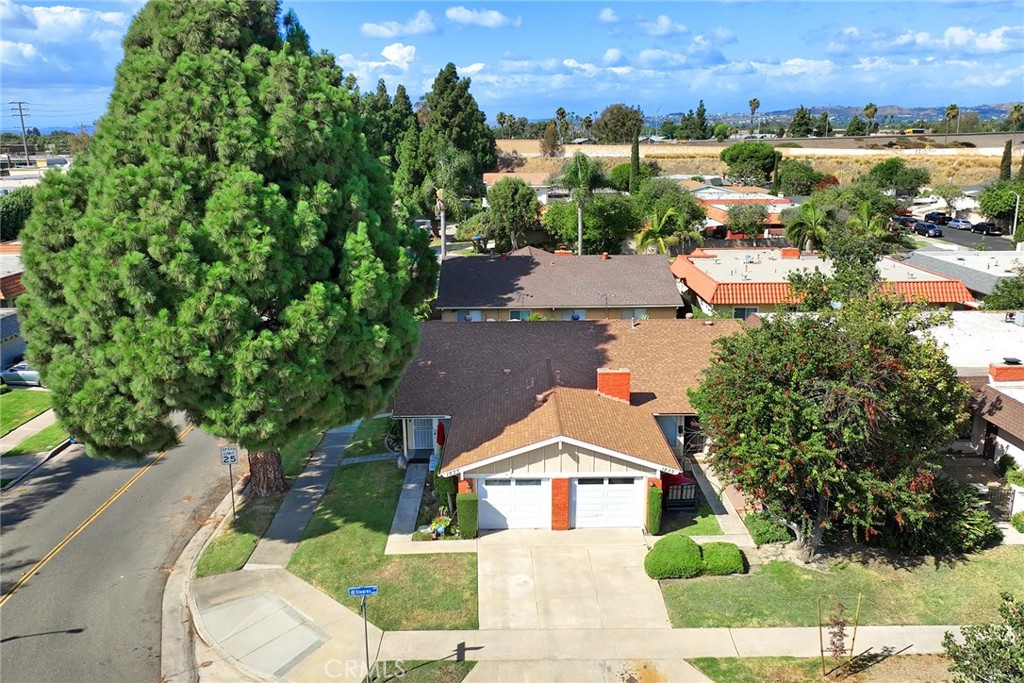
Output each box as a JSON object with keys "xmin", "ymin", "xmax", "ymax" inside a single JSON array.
[
  {"xmin": 701, "ymin": 542, "xmax": 745, "ymax": 576},
  {"xmin": 434, "ymin": 474, "xmax": 456, "ymax": 497},
  {"xmin": 644, "ymin": 534, "xmax": 702, "ymax": 579},
  {"xmin": 996, "ymin": 454, "xmax": 1018, "ymax": 477},
  {"xmin": 456, "ymin": 492, "xmax": 478, "ymax": 539},
  {"xmin": 0, "ymin": 383, "xmax": 10, "ymax": 395},
  {"xmin": 1011, "ymin": 512, "xmax": 1024, "ymax": 534},
  {"xmin": 744, "ymin": 511, "xmax": 794, "ymax": 545},
  {"xmin": 647, "ymin": 485, "xmax": 663, "ymax": 535}
]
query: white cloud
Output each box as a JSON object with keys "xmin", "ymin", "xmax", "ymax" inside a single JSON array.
[
  {"xmin": 0, "ymin": 39, "xmax": 44, "ymax": 67},
  {"xmin": 445, "ymin": 6, "xmax": 519, "ymax": 28},
  {"xmin": 942, "ymin": 25, "xmax": 1022, "ymax": 52},
  {"xmin": 459, "ymin": 62, "xmax": 486, "ymax": 75},
  {"xmin": 598, "ymin": 8, "xmax": 618, "ymax": 23},
  {"xmin": 640, "ymin": 15, "xmax": 687, "ymax": 36},
  {"xmin": 562, "ymin": 58, "xmax": 601, "ymax": 77},
  {"xmin": 602, "ymin": 48, "xmax": 623, "ymax": 64},
  {"xmin": 711, "ymin": 27, "xmax": 737, "ymax": 44},
  {"xmin": 361, "ymin": 10, "xmax": 435, "ymax": 39},
  {"xmin": 336, "ymin": 42, "xmax": 417, "ymax": 85},
  {"xmin": 638, "ymin": 48, "xmax": 687, "ymax": 68},
  {"xmin": 607, "ymin": 66, "xmax": 633, "ymax": 75},
  {"xmin": 497, "ymin": 57, "xmax": 559, "ymax": 72}
]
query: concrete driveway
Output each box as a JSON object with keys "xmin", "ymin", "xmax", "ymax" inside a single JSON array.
[{"xmin": 477, "ymin": 528, "xmax": 671, "ymax": 630}]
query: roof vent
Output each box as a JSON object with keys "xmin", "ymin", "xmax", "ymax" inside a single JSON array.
[
  {"xmin": 503, "ymin": 368, "xmax": 511, "ymax": 375},
  {"xmin": 1005, "ymin": 357, "xmax": 1022, "ymax": 365},
  {"xmin": 601, "ymin": 252, "xmax": 610, "ymax": 260},
  {"xmin": 703, "ymin": 320, "xmax": 714, "ymax": 326}
]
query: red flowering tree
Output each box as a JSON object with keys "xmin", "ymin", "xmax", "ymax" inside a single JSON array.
[{"xmin": 689, "ymin": 293, "xmax": 969, "ymax": 559}]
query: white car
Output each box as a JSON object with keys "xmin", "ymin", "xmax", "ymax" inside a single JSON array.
[{"xmin": 947, "ymin": 219, "xmax": 972, "ymax": 230}]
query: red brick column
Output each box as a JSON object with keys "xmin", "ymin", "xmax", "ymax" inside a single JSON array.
[
  {"xmin": 458, "ymin": 478, "xmax": 473, "ymax": 494},
  {"xmin": 551, "ymin": 478, "xmax": 570, "ymax": 530}
]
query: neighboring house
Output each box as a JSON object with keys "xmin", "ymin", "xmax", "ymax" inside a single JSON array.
[
  {"xmin": 688, "ymin": 185, "xmax": 794, "ymax": 239},
  {"xmin": 0, "ymin": 309, "xmax": 24, "ymax": 368},
  {"xmin": 901, "ymin": 248, "xmax": 1023, "ymax": 302},
  {"xmin": 391, "ymin": 319, "xmax": 745, "ymax": 530},
  {"xmin": 436, "ymin": 247, "xmax": 684, "ymax": 322},
  {"xmin": 1, "ymin": 242, "xmax": 25, "ymax": 308},
  {"xmin": 924, "ymin": 311, "xmax": 1024, "ymax": 462},
  {"xmin": 671, "ymin": 247, "xmax": 975, "ymax": 318}
]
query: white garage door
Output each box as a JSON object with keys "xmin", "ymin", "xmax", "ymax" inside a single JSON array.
[
  {"xmin": 572, "ymin": 477, "xmax": 642, "ymax": 528},
  {"xmin": 477, "ymin": 478, "xmax": 551, "ymax": 529}
]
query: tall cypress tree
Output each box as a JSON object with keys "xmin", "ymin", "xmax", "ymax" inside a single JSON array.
[
  {"xmin": 629, "ymin": 132, "xmax": 640, "ymax": 193},
  {"xmin": 1000, "ymin": 140, "xmax": 1012, "ymax": 180},
  {"xmin": 695, "ymin": 100, "xmax": 710, "ymax": 140},
  {"xmin": 19, "ymin": 0, "xmax": 436, "ymax": 493}
]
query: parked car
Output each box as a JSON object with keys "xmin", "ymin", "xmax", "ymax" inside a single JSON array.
[
  {"xmin": 893, "ymin": 207, "xmax": 913, "ymax": 216},
  {"xmin": 972, "ymin": 222, "xmax": 1003, "ymax": 235},
  {"xmin": 924, "ymin": 211, "xmax": 948, "ymax": 223},
  {"xmin": 947, "ymin": 219, "xmax": 973, "ymax": 230},
  {"xmin": 895, "ymin": 215, "xmax": 917, "ymax": 228},
  {"xmin": 915, "ymin": 221, "xmax": 943, "ymax": 237},
  {"xmin": 1, "ymin": 361, "xmax": 42, "ymax": 386}
]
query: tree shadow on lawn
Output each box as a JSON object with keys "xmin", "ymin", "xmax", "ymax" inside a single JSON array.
[
  {"xmin": 295, "ymin": 460, "xmax": 404, "ymax": 543},
  {"xmin": 814, "ymin": 540, "xmax": 974, "ymax": 573}
]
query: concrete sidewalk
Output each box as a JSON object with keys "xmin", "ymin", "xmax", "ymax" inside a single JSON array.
[
  {"xmin": 0, "ymin": 407, "xmax": 57, "ymax": 455},
  {"xmin": 244, "ymin": 423, "xmax": 359, "ymax": 569}
]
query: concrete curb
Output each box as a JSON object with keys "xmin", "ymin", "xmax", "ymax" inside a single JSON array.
[
  {"xmin": 161, "ymin": 472, "xmax": 266, "ymax": 683},
  {"xmin": 0, "ymin": 438, "xmax": 73, "ymax": 491}
]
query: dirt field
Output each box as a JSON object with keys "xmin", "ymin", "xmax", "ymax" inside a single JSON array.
[{"xmin": 498, "ymin": 139, "xmax": 1018, "ymax": 186}]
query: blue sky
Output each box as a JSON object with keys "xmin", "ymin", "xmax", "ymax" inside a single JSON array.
[{"xmin": 2, "ymin": 0, "xmax": 1022, "ymax": 130}]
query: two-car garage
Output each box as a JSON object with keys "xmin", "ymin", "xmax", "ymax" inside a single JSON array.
[{"xmin": 476, "ymin": 476, "xmax": 645, "ymax": 530}]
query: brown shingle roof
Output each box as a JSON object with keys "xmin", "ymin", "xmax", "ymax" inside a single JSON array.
[
  {"xmin": 972, "ymin": 384, "xmax": 1024, "ymax": 441},
  {"xmin": 392, "ymin": 319, "xmax": 746, "ymax": 473},
  {"xmin": 436, "ymin": 248, "xmax": 683, "ymax": 310}
]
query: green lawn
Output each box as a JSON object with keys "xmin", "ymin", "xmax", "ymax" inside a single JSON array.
[
  {"xmin": 660, "ymin": 500, "xmax": 723, "ymax": 536},
  {"xmin": 3, "ymin": 423, "xmax": 69, "ymax": 457},
  {"xmin": 289, "ymin": 460, "xmax": 478, "ymax": 631},
  {"xmin": 344, "ymin": 417, "xmax": 391, "ymax": 458},
  {"xmin": 195, "ymin": 495, "xmax": 284, "ymax": 577},
  {"xmin": 366, "ymin": 660, "xmax": 475, "ymax": 683},
  {"xmin": 0, "ymin": 391, "xmax": 51, "ymax": 437},
  {"xmin": 195, "ymin": 432, "xmax": 322, "ymax": 577},
  {"xmin": 689, "ymin": 657, "xmax": 823, "ymax": 683},
  {"xmin": 663, "ymin": 546, "xmax": 1024, "ymax": 628}
]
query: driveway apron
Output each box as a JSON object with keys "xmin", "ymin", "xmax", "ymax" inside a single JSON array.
[{"xmin": 477, "ymin": 529, "xmax": 671, "ymax": 630}]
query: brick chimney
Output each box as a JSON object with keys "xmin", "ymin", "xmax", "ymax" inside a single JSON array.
[
  {"xmin": 553, "ymin": 249, "xmax": 573, "ymax": 256},
  {"xmin": 780, "ymin": 247, "xmax": 801, "ymax": 259},
  {"xmin": 597, "ymin": 368, "xmax": 631, "ymax": 403},
  {"xmin": 990, "ymin": 361, "xmax": 1024, "ymax": 383}
]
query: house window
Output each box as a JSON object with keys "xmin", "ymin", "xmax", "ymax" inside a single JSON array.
[
  {"xmin": 733, "ymin": 307, "xmax": 758, "ymax": 319},
  {"xmin": 456, "ymin": 310, "xmax": 483, "ymax": 322},
  {"xmin": 509, "ymin": 309, "xmax": 531, "ymax": 321},
  {"xmin": 561, "ymin": 309, "xmax": 587, "ymax": 321},
  {"xmin": 620, "ymin": 308, "xmax": 647, "ymax": 320}
]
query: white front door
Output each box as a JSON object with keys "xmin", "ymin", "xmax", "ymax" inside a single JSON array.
[
  {"xmin": 477, "ymin": 478, "xmax": 552, "ymax": 529},
  {"xmin": 572, "ymin": 477, "xmax": 643, "ymax": 528},
  {"xmin": 410, "ymin": 419, "xmax": 434, "ymax": 450}
]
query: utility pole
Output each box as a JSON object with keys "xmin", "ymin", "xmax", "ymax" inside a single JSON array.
[{"xmin": 9, "ymin": 101, "xmax": 31, "ymax": 167}]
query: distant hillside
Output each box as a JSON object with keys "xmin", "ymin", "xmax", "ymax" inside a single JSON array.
[{"xmin": 658, "ymin": 103, "xmax": 1015, "ymax": 126}]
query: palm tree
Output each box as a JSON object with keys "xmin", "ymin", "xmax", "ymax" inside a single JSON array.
[
  {"xmin": 556, "ymin": 107, "xmax": 568, "ymax": 142},
  {"xmin": 863, "ymin": 102, "xmax": 878, "ymax": 135},
  {"xmin": 554, "ymin": 152, "xmax": 606, "ymax": 255},
  {"xmin": 636, "ymin": 208, "xmax": 705, "ymax": 255},
  {"xmin": 428, "ymin": 146, "xmax": 475, "ymax": 258},
  {"xmin": 748, "ymin": 98, "xmax": 760, "ymax": 135},
  {"xmin": 1011, "ymin": 103, "xmax": 1024, "ymax": 148},
  {"xmin": 582, "ymin": 115, "xmax": 593, "ymax": 140},
  {"xmin": 847, "ymin": 200, "xmax": 911, "ymax": 253},
  {"xmin": 945, "ymin": 104, "xmax": 959, "ymax": 144},
  {"xmin": 785, "ymin": 198, "xmax": 834, "ymax": 252}
]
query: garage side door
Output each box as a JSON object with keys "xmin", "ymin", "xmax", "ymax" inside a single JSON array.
[
  {"xmin": 572, "ymin": 477, "xmax": 642, "ymax": 528},
  {"xmin": 477, "ymin": 479, "xmax": 551, "ymax": 529}
]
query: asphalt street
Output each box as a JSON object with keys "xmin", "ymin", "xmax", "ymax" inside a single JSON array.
[
  {"xmin": 0, "ymin": 426, "xmax": 229, "ymax": 683},
  {"xmin": 927, "ymin": 226, "xmax": 1015, "ymax": 251}
]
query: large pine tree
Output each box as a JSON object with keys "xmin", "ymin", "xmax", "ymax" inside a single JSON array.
[{"xmin": 19, "ymin": 0, "xmax": 436, "ymax": 494}]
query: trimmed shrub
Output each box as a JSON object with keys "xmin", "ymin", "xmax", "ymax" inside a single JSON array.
[
  {"xmin": 1012, "ymin": 512, "xmax": 1024, "ymax": 534},
  {"xmin": 877, "ymin": 477, "xmax": 1003, "ymax": 555},
  {"xmin": 701, "ymin": 542, "xmax": 745, "ymax": 576},
  {"xmin": 644, "ymin": 534, "xmax": 702, "ymax": 579},
  {"xmin": 1008, "ymin": 468, "xmax": 1024, "ymax": 488},
  {"xmin": 0, "ymin": 383, "xmax": 10, "ymax": 395},
  {"xmin": 744, "ymin": 511, "xmax": 794, "ymax": 545},
  {"xmin": 996, "ymin": 454, "xmax": 1018, "ymax": 477},
  {"xmin": 456, "ymin": 492, "xmax": 478, "ymax": 539},
  {"xmin": 433, "ymin": 474, "xmax": 457, "ymax": 497},
  {"xmin": 647, "ymin": 485, "xmax": 663, "ymax": 535}
]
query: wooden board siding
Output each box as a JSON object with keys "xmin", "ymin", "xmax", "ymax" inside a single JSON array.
[{"xmin": 470, "ymin": 441, "xmax": 657, "ymax": 476}]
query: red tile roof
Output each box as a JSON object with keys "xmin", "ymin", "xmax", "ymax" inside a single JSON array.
[{"xmin": 671, "ymin": 253, "xmax": 974, "ymax": 305}]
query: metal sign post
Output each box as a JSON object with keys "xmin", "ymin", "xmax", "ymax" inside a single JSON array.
[
  {"xmin": 348, "ymin": 586, "xmax": 378, "ymax": 679},
  {"xmin": 220, "ymin": 445, "xmax": 238, "ymax": 517}
]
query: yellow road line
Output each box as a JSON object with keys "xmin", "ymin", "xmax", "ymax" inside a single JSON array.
[{"xmin": 0, "ymin": 424, "xmax": 195, "ymax": 609}]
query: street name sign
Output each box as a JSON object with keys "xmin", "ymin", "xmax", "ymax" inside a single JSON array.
[{"xmin": 348, "ymin": 586, "xmax": 378, "ymax": 597}]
